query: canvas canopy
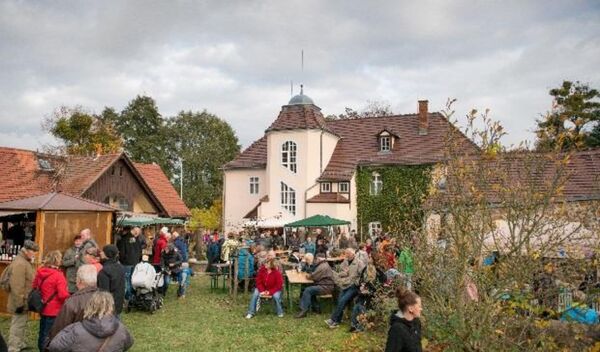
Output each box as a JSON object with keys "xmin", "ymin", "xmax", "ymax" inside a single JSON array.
[
  {"xmin": 285, "ymin": 214, "xmax": 350, "ymax": 228},
  {"xmin": 117, "ymin": 215, "xmax": 185, "ymax": 227}
]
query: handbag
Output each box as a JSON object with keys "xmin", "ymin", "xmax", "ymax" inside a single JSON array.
[{"xmin": 28, "ymin": 274, "xmax": 57, "ymax": 313}]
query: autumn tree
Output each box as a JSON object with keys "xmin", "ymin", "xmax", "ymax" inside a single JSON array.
[
  {"xmin": 535, "ymin": 80, "xmax": 600, "ymax": 151},
  {"xmin": 169, "ymin": 110, "xmax": 240, "ymax": 208},
  {"xmin": 44, "ymin": 106, "xmax": 122, "ymax": 155},
  {"xmin": 325, "ymin": 100, "xmax": 394, "ymax": 120},
  {"xmin": 117, "ymin": 95, "xmax": 173, "ymax": 177}
]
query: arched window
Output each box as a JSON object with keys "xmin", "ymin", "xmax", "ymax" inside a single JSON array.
[
  {"xmin": 370, "ymin": 172, "xmax": 382, "ymax": 195},
  {"xmin": 104, "ymin": 194, "xmax": 131, "ymax": 211},
  {"xmin": 281, "ymin": 141, "xmax": 297, "ymax": 173},
  {"xmin": 281, "ymin": 182, "xmax": 296, "ymax": 215}
]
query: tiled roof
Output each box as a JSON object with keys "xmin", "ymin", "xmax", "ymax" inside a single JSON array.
[
  {"xmin": 0, "ymin": 192, "xmax": 116, "ymax": 211},
  {"xmin": 133, "ymin": 163, "xmax": 191, "ymax": 218},
  {"xmin": 320, "ymin": 113, "xmax": 478, "ymax": 181},
  {"xmin": 60, "ymin": 154, "xmax": 122, "ymax": 194},
  {"xmin": 0, "ymin": 147, "xmax": 57, "ymax": 202},
  {"xmin": 306, "ymin": 193, "xmax": 350, "ymax": 203},
  {"xmin": 266, "ymin": 104, "xmax": 336, "ymax": 135},
  {"xmin": 223, "ymin": 136, "xmax": 268, "ymax": 170}
]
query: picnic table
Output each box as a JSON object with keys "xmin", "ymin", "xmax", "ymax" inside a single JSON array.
[
  {"xmin": 210, "ymin": 262, "xmax": 232, "ymax": 291},
  {"xmin": 274, "ymin": 249, "xmax": 291, "ymax": 257},
  {"xmin": 285, "ymin": 270, "xmax": 314, "ymax": 311}
]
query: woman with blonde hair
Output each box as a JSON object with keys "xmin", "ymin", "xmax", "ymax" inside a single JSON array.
[
  {"xmin": 32, "ymin": 250, "xmax": 70, "ymax": 351},
  {"xmin": 245, "ymin": 258, "xmax": 284, "ymax": 318},
  {"xmin": 48, "ymin": 291, "xmax": 133, "ymax": 351}
]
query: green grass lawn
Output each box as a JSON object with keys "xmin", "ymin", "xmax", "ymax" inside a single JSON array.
[{"xmin": 0, "ymin": 275, "xmax": 386, "ymax": 351}]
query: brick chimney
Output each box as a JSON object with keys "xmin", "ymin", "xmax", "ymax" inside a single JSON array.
[{"xmin": 418, "ymin": 100, "xmax": 428, "ymax": 135}]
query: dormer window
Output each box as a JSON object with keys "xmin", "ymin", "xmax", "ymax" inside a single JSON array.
[
  {"xmin": 377, "ymin": 129, "xmax": 397, "ymax": 152},
  {"xmin": 380, "ymin": 136, "xmax": 391, "ymax": 152},
  {"xmin": 320, "ymin": 182, "xmax": 331, "ymax": 193},
  {"xmin": 339, "ymin": 182, "xmax": 349, "ymax": 193},
  {"xmin": 38, "ymin": 158, "xmax": 53, "ymax": 171}
]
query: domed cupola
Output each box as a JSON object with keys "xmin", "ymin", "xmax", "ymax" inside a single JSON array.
[{"xmin": 288, "ymin": 85, "xmax": 314, "ymax": 105}]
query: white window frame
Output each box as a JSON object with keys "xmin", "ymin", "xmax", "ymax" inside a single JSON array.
[
  {"xmin": 339, "ymin": 182, "xmax": 350, "ymax": 193},
  {"xmin": 380, "ymin": 136, "xmax": 391, "ymax": 152},
  {"xmin": 281, "ymin": 182, "xmax": 296, "ymax": 215},
  {"xmin": 320, "ymin": 182, "xmax": 331, "ymax": 193},
  {"xmin": 368, "ymin": 222, "xmax": 382, "ymax": 237},
  {"xmin": 249, "ymin": 176, "xmax": 259, "ymax": 195},
  {"xmin": 370, "ymin": 172, "xmax": 383, "ymax": 195},
  {"xmin": 281, "ymin": 141, "xmax": 297, "ymax": 173}
]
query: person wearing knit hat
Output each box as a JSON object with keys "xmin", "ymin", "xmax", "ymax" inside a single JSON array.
[{"xmin": 97, "ymin": 245, "xmax": 126, "ymax": 315}]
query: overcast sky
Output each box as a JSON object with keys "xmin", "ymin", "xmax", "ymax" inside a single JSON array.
[{"xmin": 1, "ymin": 0, "xmax": 599, "ymax": 151}]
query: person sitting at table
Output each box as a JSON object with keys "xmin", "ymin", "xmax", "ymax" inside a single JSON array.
[
  {"xmin": 272, "ymin": 232, "xmax": 284, "ymax": 250},
  {"xmin": 245, "ymin": 258, "xmax": 284, "ymax": 319},
  {"xmin": 316, "ymin": 238, "xmax": 328, "ymax": 255},
  {"xmin": 325, "ymin": 248, "xmax": 361, "ymax": 329},
  {"xmin": 350, "ymin": 253, "xmax": 387, "ymax": 332},
  {"xmin": 299, "ymin": 253, "xmax": 315, "ymax": 273},
  {"xmin": 287, "ymin": 232, "xmax": 301, "ymax": 252},
  {"xmin": 301, "ymin": 237, "xmax": 316, "ymax": 256},
  {"xmin": 295, "ymin": 253, "xmax": 335, "ymax": 318}
]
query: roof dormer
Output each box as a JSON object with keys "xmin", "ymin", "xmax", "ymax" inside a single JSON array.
[{"xmin": 376, "ymin": 128, "xmax": 399, "ymax": 153}]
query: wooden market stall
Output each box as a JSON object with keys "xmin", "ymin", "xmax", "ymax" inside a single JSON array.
[{"xmin": 0, "ymin": 192, "xmax": 115, "ymax": 315}]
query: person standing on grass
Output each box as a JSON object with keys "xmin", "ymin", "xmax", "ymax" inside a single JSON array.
[
  {"xmin": 48, "ymin": 265, "xmax": 99, "ymax": 344},
  {"xmin": 98, "ymin": 245, "xmax": 126, "ymax": 316},
  {"xmin": 160, "ymin": 244, "xmax": 183, "ymax": 297},
  {"xmin": 62, "ymin": 234, "xmax": 83, "ymax": 294},
  {"xmin": 32, "ymin": 250, "xmax": 70, "ymax": 351},
  {"xmin": 172, "ymin": 231, "xmax": 188, "ymax": 262},
  {"xmin": 117, "ymin": 226, "xmax": 146, "ymax": 304},
  {"xmin": 5, "ymin": 240, "xmax": 38, "ymax": 352},
  {"xmin": 48, "ymin": 291, "xmax": 133, "ymax": 352},
  {"xmin": 77, "ymin": 228, "xmax": 97, "ymax": 266},
  {"xmin": 384, "ymin": 287, "xmax": 423, "ymax": 352},
  {"xmin": 245, "ymin": 258, "xmax": 284, "ymax": 319},
  {"xmin": 152, "ymin": 227, "xmax": 169, "ymax": 272},
  {"xmin": 325, "ymin": 248, "xmax": 361, "ymax": 329}
]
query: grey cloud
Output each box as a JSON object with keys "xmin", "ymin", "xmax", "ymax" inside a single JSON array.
[{"xmin": 1, "ymin": 0, "xmax": 599, "ymax": 150}]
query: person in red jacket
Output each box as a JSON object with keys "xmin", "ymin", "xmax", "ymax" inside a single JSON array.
[
  {"xmin": 152, "ymin": 227, "xmax": 169, "ymax": 271},
  {"xmin": 32, "ymin": 250, "xmax": 70, "ymax": 351},
  {"xmin": 245, "ymin": 258, "xmax": 284, "ymax": 318}
]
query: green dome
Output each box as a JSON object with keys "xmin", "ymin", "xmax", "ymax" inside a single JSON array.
[{"xmin": 288, "ymin": 85, "xmax": 314, "ymax": 105}]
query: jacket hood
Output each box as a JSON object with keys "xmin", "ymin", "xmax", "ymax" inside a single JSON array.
[
  {"xmin": 36, "ymin": 267, "xmax": 61, "ymax": 280},
  {"xmin": 389, "ymin": 309, "xmax": 419, "ymax": 328},
  {"xmin": 82, "ymin": 316, "xmax": 119, "ymax": 338}
]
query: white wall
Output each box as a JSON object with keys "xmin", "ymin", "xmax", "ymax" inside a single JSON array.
[{"xmin": 223, "ymin": 168, "xmax": 266, "ymax": 233}]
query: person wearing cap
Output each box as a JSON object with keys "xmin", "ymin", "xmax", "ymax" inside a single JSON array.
[
  {"xmin": 295, "ymin": 253, "xmax": 335, "ymax": 318},
  {"xmin": 97, "ymin": 244, "xmax": 126, "ymax": 316},
  {"xmin": 6, "ymin": 239, "xmax": 38, "ymax": 352},
  {"xmin": 160, "ymin": 243, "xmax": 183, "ymax": 296}
]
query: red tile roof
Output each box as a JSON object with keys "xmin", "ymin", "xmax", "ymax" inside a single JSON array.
[
  {"xmin": 0, "ymin": 147, "xmax": 190, "ymax": 218},
  {"xmin": 223, "ymin": 136, "xmax": 268, "ymax": 170},
  {"xmin": 0, "ymin": 147, "xmax": 56, "ymax": 202},
  {"xmin": 266, "ymin": 104, "xmax": 336, "ymax": 135},
  {"xmin": 60, "ymin": 154, "xmax": 122, "ymax": 194},
  {"xmin": 133, "ymin": 163, "xmax": 191, "ymax": 217},
  {"xmin": 306, "ymin": 193, "xmax": 350, "ymax": 203}
]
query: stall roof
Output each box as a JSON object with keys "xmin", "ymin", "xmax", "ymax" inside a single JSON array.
[
  {"xmin": 117, "ymin": 215, "xmax": 185, "ymax": 227},
  {"xmin": 0, "ymin": 192, "xmax": 116, "ymax": 212},
  {"xmin": 285, "ymin": 214, "xmax": 351, "ymax": 228}
]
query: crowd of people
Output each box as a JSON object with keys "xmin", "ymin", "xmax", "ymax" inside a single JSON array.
[
  {"xmin": 1, "ymin": 225, "xmax": 193, "ymax": 352},
  {"xmin": 201, "ymin": 227, "xmax": 423, "ymax": 352}
]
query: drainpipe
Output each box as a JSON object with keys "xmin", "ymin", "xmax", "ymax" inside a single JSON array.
[{"xmin": 320, "ymin": 129, "xmax": 324, "ymax": 174}]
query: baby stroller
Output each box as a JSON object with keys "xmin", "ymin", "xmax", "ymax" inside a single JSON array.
[{"xmin": 128, "ymin": 261, "xmax": 164, "ymax": 314}]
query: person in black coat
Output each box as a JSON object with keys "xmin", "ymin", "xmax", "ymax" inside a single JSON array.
[
  {"xmin": 98, "ymin": 245, "xmax": 126, "ymax": 316},
  {"xmin": 116, "ymin": 226, "xmax": 146, "ymax": 302},
  {"xmin": 385, "ymin": 287, "xmax": 422, "ymax": 352}
]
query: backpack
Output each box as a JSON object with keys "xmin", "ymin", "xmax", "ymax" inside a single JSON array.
[
  {"xmin": 28, "ymin": 274, "xmax": 57, "ymax": 313},
  {"xmin": 0, "ymin": 265, "xmax": 12, "ymax": 292}
]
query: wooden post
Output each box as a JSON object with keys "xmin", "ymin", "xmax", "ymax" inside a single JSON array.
[
  {"xmin": 244, "ymin": 254, "xmax": 249, "ymax": 295},
  {"xmin": 232, "ymin": 256, "xmax": 238, "ymax": 300}
]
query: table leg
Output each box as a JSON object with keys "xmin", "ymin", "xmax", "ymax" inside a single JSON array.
[{"xmin": 286, "ymin": 277, "xmax": 291, "ymax": 310}]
